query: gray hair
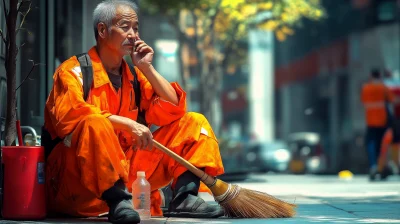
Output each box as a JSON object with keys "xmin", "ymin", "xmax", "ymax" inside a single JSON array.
[{"xmin": 93, "ymin": 0, "xmax": 139, "ymax": 40}]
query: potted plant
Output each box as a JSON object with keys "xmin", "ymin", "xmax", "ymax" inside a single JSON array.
[{"xmin": 1, "ymin": 0, "xmax": 46, "ymax": 220}]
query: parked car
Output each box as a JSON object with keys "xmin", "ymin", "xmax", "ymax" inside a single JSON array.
[
  {"xmin": 287, "ymin": 132, "xmax": 328, "ymax": 174},
  {"xmin": 218, "ymin": 137, "xmax": 251, "ymax": 181},
  {"xmin": 245, "ymin": 140, "xmax": 291, "ymax": 173}
]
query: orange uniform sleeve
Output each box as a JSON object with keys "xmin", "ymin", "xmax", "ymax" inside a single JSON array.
[
  {"xmin": 135, "ymin": 68, "xmax": 187, "ymax": 126},
  {"xmin": 45, "ymin": 67, "xmax": 112, "ymax": 138}
]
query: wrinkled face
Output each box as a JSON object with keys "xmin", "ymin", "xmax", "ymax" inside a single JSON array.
[{"xmin": 98, "ymin": 5, "xmax": 139, "ymax": 56}]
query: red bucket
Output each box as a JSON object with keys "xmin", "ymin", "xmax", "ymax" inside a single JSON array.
[{"xmin": 1, "ymin": 146, "xmax": 46, "ymax": 220}]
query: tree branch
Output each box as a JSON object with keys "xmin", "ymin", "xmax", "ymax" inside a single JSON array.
[
  {"xmin": 208, "ymin": 0, "xmax": 222, "ymax": 34},
  {"xmin": 0, "ymin": 29, "xmax": 6, "ymax": 43},
  {"xmin": 192, "ymin": 10, "xmax": 198, "ymax": 44},
  {"xmin": 191, "ymin": 10, "xmax": 202, "ymax": 60},
  {"xmin": 2, "ymin": 0, "xmax": 7, "ymax": 21},
  {"xmin": 221, "ymin": 22, "xmax": 241, "ymax": 69},
  {"xmin": 17, "ymin": 0, "xmax": 30, "ymax": 11},
  {"xmin": 207, "ymin": 0, "xmax": 222, "ymax": 46},
  {"xmin": 15, "ymin": 27, "xmax": 27, "ymax": 33},
  {"xmin": 16, "ymin": 60, "xmax": 45, "ymax": 91},
  {"xmin": 2, "ymin": 0, "xmax": 9, "ymax": 41},
  {"xmin": 16, "ymin": 0, "xmax": 32, "ymax": 35},
  {"xmin": 17, "ymin": 42, "xmax": 25, "ymax": 51}
]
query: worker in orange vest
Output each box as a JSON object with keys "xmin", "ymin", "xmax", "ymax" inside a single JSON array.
[
  {"xmin": 42, "ymin": 1, "xmax": 224, "ymax": 223},
  {"xmin": 361, "ymin": 69, "xmax": 394, "ymax": 181}
]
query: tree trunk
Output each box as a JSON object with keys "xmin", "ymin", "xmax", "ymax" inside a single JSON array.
[
  {"xmin": 198, "ymin": 50, "xmax": 224, "ymax": 134},
  {"xmin": 177, "ymin": 33, "xmax": 191, "ymax": 104},
  {"xmin": 199, "ymin": 58, "xmax": 216, "ymax": 128},
  {"xmin": 4, "ymin": 0, "xmax": 19, "ymax": 146},
  {"xmin": 213, "ymin": 62, "xmax": 223, "ymax": 135}
]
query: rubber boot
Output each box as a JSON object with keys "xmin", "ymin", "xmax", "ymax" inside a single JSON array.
[
  {"xmin": 101, "ymin": 179, "xmax": 140, "ymax": 224},
  {"xmin": 164, "ymin": 170, "xmax": 224, "ymax": 218}
]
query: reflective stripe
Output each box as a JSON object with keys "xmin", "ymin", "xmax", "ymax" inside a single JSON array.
[
  {"xmin": 364, "ymin": 102, "xmax": 385, "ymax": 109},
  {"xmin": 200, "ymin": 127, "xmax": 209, "ymax": 136},
  {"xmin": 68, "ymin": 67, "xmax": 84, "ymax": 139},
  {"xmin": 71, "ymin": 66, "xmax": 83, "ymax": 85}
]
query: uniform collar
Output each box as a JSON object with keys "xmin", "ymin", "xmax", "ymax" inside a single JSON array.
[{"xmin": 88, "ymin": 46, "xmax": 134, "ymax": 88}]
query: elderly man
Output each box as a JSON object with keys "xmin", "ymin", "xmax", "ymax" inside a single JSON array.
[{"xmin": 43, "ymin": 1, "xmax": 224, "ymax": 223}]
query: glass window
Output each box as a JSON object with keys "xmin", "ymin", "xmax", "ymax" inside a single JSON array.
[
  {"xmin": 0, "ymin": 1, "xmax": 8, "ymax": 58},
  {"xmin": 18, "ymin": 0, "xmax": 47, "ymax": 131},
  {"xmin": 54, "ymin": 0, "xmax": 83, "ymax": 64}
]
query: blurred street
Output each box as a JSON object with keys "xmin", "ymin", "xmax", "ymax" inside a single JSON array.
[
  {"xmin": 1, "ymin": 1, "xmax": 400, "ymax": 224},
  {"xmin": 2, "ymin": 174, "xmax": 399, "ymax": 224}
]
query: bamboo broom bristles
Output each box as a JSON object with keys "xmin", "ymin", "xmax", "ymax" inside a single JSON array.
[{"xmin": 153, "ymin": 140, "xmax": 297, "ymax": 218}]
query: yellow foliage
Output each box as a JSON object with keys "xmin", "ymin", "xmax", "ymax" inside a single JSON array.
[
  {"xmin": 194, "ymin": 9, "xmax": 203, "ymax": 17},
  {"xmin": 229, "ymin": 10, "xmax": 244, "ymax": 21},
  {"xmin": 185, "ymin": 27, "xmax": 195, "ymax": 37},
  {"xmin": 240, "ymin": 4, "xmax": 257, "ymax": 17},
  {"xmin": 258, "ymin": 2, "xmax": 273, "ymax": 10},
  {"xmin": 221, "ymin": 0, "xmax": 245, "ymax": 9},
  {"xmin": 237, "ymin": 23, "xmax": 246, "ymax": 36},
  {"xmin": 315, "ymin": 9, "xmax": 322, "ymax": 17},
  {"xmin": 276, "ymin": 30, "xmax": 286, "ymax": 41},
  {"xmin": 281, "ymin": 13, "xmax": 289, "ymax": 22},
  {"xmin": 259, "ymin": 20, "xmax": 279, "ymax": 31},
  {"xmin": 223, "ymin": 8, "xmax": 230, "ymax": 14},
  {"xmin": 179, "ymin": 0, "xmax": 325, "ymax": 45},
  {"xmin": 281, "ymin": 26, "xmax": 294, "ymax": 35}
]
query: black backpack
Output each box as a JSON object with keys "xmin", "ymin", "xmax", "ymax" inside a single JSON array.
[{"xmin": 41, "ymin": 53, "xmax": 145, "ymax": 159}]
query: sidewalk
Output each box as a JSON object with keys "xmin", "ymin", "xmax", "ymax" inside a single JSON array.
[{"xmin": 1, "ymin": 174, "xmax": 399, "ymax": 223}]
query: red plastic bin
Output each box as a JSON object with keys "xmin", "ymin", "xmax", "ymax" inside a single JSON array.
[{"xmin": 1, "ymin": 146, "xmax": 46, "ymax": 220}]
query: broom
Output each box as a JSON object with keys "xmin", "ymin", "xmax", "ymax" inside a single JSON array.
[{"xmin": 152, "ymin": 140, "xmax": 296, "ymax": 218}]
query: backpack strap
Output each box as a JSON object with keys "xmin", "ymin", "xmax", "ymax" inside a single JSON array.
[
  {"xmin": 127, "ymin": 64, "xmax": 141, "ymax": 110},
  {"xmin": 75, "ymin": 53, "xmax": 93, "ymax": 101},
  {"xmin": 127, "ymin": 64, "xmax": 147, "ymax": 126}
]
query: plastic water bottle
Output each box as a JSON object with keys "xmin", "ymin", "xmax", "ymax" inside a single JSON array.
[{"xmin": 132, "ymin": 171, "xmax": 151, "ymax": 220}]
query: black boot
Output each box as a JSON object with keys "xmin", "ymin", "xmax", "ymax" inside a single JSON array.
[
  {"xmin": 380, "ymin": 166, "xmax": 392, "ymax": 180},
  {"xmin": 163, "ymin": 170, "xmax": 224, "ymax": 218},
  {"xmin": 101, "ymin": 179, "xmax": 140, "ymax": 224}
]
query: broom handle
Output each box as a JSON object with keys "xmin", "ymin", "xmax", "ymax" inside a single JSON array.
[{"xmin": 152, "ymin": 140, "xmax": 214, "ymax": 186}]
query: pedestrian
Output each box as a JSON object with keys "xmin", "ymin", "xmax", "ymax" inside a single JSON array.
[
  {"xmin": 378, "ymin": 69, "xmax": 400, "ymax": 179},
  {"xmin": 42, "ymin": 1, "xmax": 225, "ymax": 223},
  {"xmin": 361, "ymin": 69, "xmax": 394, "ymax": 180}
]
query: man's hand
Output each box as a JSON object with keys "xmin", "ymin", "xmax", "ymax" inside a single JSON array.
[
  {"xmin": 129, "ymin": 121, "xmax": 153, "ymax": 150},
  {"xmin": 108, "ymin": 115, "xmax": 153, "ymax": 150},
  {"xmin": 131, "ymin": 38, "xmax": 154, "ymax": 71},
  {"xmin": 129, "ymin": 38, "xmax": 179, "ymax": 105}
]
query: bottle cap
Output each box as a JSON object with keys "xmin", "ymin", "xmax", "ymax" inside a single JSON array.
[{"xmin": 137, "ymin": 171, "xmax": 145, "ymax": 177}]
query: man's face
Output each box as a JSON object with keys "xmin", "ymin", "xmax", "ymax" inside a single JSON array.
[{"xmin": 103, "ymin": 5, "xmax": 139, "ymax": 56}]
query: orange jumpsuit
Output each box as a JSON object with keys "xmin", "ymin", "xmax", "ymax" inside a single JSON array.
[{"xmin": 44, "ymin": 47, "xmax": 224, "ymax": 217}]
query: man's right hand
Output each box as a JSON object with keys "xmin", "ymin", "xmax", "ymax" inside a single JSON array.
[
  {"xmin": 108, "ymin": 115, "xmax": 153, "ymax": 150},
  {"xmin": 129, "ymin": 120, "xmax": 153, "ymax": 150}
]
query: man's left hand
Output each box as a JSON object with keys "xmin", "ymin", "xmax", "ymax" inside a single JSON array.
[{"xmin": 131, "ymin": 39, "xmax": 154, "ymax": 70}]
